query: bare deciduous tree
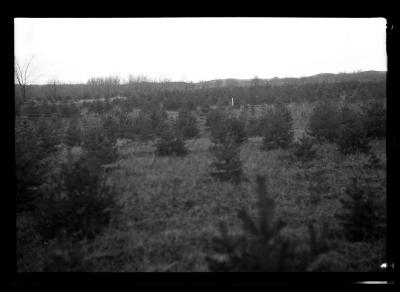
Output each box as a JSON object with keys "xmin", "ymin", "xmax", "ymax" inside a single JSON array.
[{"xmin": 15, "ymin": 55, "xmax": 36, "ymax": 104}]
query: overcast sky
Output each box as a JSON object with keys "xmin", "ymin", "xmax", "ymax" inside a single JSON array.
[{"xmin": 14, "ymin": 17, "xmax": 387, "ymax": 84}]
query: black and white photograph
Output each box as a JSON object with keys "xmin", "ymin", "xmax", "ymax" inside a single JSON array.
[{"xmin": 14, "ymin": 17, "xmax": 390, "ymax": 279}]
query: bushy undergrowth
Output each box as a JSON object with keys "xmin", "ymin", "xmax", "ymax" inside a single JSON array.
[{"xmin": 260, "ymin": 103, "xmax": 294, "ymax": 150}]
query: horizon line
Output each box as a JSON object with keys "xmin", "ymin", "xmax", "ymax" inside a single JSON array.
[{"xmin": 21, "ymin": 69, "xmax": 387, "ymax": 86}]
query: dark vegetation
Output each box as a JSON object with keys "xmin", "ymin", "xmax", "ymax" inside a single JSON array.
[
  {"xmin": 17, "ymin": 71, "xmax": 385, "ymax": 111},
  {"xmin": 15, "ymin": 71, "xmax": 387, "ymax": 272},
  {"xmin": 155, "ymin": 125, "xmax": 188, "ymax": 157},
  {"xmin": 176, "ymin": 107, "xmax": 200, "ymax": 139},
  {"xmin": 336, "ymin": 105, "xmax": 371, "ymax": 155},
  {"xmin": 209, "ymin": 134, "xmax": 244, "ymax": 184},
  {"xmin": 207, "ymin": 110, "xmax": 247, "ymax": 183},
  {"xmin": 307, "ymin": 101, "xmax": 341, "ymax": 143},
  {"xmin": 290, "ymin": 134, "xmax": 317, "ymax": 164},
  {"xmin": 35, "ymin": 154, "xmax": 119, "ymax": 242},
  {"xmin": 206, "ymin": 176, "xmax": 330, "ymax": 271},
  {"xmin": 336, "ymin": 177, "xmax": 386, "ymax": 242},
  {"xmin": 260, "ymin": 103, "xmax": 294, "ymax": 150}
]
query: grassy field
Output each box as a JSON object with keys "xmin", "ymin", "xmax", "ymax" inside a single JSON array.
[
  {"xmin": 73, "ymin": 132, "xmax": 386, "ymax": 271},
  {"xmin": 17, "ymin": 101, "xmax": 386, "ymax": 272}
]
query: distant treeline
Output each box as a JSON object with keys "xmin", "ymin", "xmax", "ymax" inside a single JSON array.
[{"xmin": 16, "ymin": 73, "xmax": 386, "ymax": 111}]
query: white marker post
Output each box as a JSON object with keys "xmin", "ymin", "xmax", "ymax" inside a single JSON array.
[{"xmin": 231, "ymin": 97, "xmax": 234, "ymax": 107}]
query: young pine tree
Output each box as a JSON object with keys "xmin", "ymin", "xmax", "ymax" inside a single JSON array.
[
  {"xmin": 290, "ymin": 133, "xmax": 317, "ymax": 164},
  {"xmin": 260, "ymin": 103, "xmax": 294, "ymax": 150},
  {"xmin": 336, "ymin": 177, "xmax": 386, "ymax": 242},
  {"xmin": 101, "ymin": 114, "xmax": 119, "ymax": 144},
  {"xmin": 205, "ymin": 108, "xmax": 225, "ymax": 135},
  {"xmin": 116, "ymin": 111, "xmax": 134, "ymax": 140},
  {"xmin": 133, "ymin": 111, "xmax": 154, "ymax": 141},
  {"xmin": 148, "ymin": 106, "xmax": 168, "ymax": 137},
  {"xmin": 82, "ymin": 126, "xmax": 118, "ymax": 166},
  {"xmin": 34, "ymin": 153, "xmax": 119, "ymax": 242},
  {"xmin": 64, "ymin": 118, "xmax": 82, "ymax": 147},
  {"xmin": 336, "ymin": 105, "xmax": 370, "ymax": 155},
  {"xmin": 35, "ymin": 117, "xmax": 61, "ymax": 156},
  {"xmin": 245, "ymin": 116, "xmax": 262, "ymax": 137},
  {"xmin": 307, "ymin": 101, "xmax": 341, "ymax": 143},
  {"xmin": 209, "ymin": 112, "xmax": 247, "ymax": 146},
  {"xmin": 15, "ymin": 117, "xmax": 47, "ymax": 213},
  {"xmin": 361, "ymin": 100, "xmax": 386, "ymax": 139},
  {"xmin": 154, "ymin": 124, "xmax": 188, "ymax": 156},
  {"xmin": 206, "ymin": 176, "xmax": 331, "ymax": 271},
  {"xmin": 176, "ymin": 107, "xmax": 199, "ymax": 139},
  {"xmin": 209, "ymin": 133, "xmax": 243, "ymax": 183}
]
